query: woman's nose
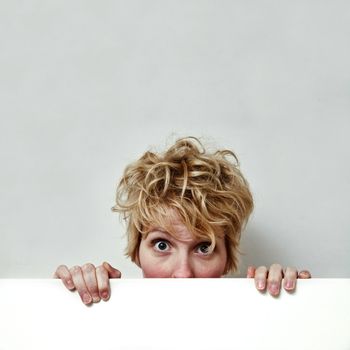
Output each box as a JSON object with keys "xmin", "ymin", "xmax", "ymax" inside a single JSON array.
[{"xmin": 171, "ymin": 259, "xmax": 194, "ymax": 278}]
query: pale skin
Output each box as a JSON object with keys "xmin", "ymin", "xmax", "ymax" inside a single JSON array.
[{"xmin": 54, "ymin": 212, "xmax": 311, "ymax": 305}]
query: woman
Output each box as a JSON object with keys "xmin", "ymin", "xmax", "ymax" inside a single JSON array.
[{"xmin": 54, "ymin": 136, "xmax": 311, "ymax": 304}]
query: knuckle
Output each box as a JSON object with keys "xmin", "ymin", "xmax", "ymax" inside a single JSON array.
[
  {"xmin": 56, "ymin": 264, "xmax": 67, "ymax": 271},
  {"xmin": 70, "ymin": 265, "xmax": 81, "ymax": 274},
  {"xmin": 96, "ymin": 265, "xmax": 106, "ymax": 274},
  {"xmin": 82, "ymin": 263, "xmax": 95, "ymax": 272},
  {"xmin": 271, "ymin": 263, "xmax": 283, "ymax": 270},
  {"xmin": 256, "ymin": 265, "xmax": 267, "ymax": 273},
  {"xmin": 285, "ymin": 267, "xmax": 297, "ymax": 277}
]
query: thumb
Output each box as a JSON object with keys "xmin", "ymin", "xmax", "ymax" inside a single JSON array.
[{"xmin": 103, "ymin": 261, "xmax": 122, "ymax": 278}]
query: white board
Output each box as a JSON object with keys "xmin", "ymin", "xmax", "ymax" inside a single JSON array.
[{"xmin": 0, "ymin": 279, "xmax": 349, "ymax": 350}]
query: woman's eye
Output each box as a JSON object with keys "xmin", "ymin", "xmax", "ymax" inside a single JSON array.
[
  {"xmin": 197, "ymin": 243, "xmax": 211, "ymax": 255},
  {"xmin": 154, "ymin": 240, "xmax": 170, "ymax": 251}
]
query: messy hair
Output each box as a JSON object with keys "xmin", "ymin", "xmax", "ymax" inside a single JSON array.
[{"xmin": 111, "ymin": 136, "xmax": 253, "ymax": 274}]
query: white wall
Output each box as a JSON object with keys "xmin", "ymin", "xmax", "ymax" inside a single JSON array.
[{"xmin": 0, "ymin": 1, "xmax": 349, "ymax": 278}]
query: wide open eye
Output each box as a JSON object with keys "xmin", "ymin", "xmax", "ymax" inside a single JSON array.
[
  {"xmin": 153, "ymin": 240, "xmax": 170, "ymax": 252},
  {"xmin": 196, "ymin": 242, "xmax": 212, "ymax": 255}
]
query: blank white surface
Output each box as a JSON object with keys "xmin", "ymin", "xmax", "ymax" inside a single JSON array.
[{"xmin": 0, "ymin": 279, "xmax": 349, "ymax": 350}]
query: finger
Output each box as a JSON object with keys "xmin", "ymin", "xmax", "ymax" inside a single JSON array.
[
  {"xmin": 70, "ymin": 266, "xmax": 92, "ymax": 305},
  {"xmin": 298, "ymin": 270, "xmax": 312, "ymax": 279},
  {"xmin": 246, "ymin": 266, "xmax": 256, "ymax": 278},
  {"xmin": 82, "ymin": 263, "xmax": 100, "ymax": 303},
  {"xmin": 53, "ymin": 265, "xmax": 75, "ymax": 290},
  {"xmin": 254, "ymin": 266, "xmax": 268, "ymax": 291},
  {"xmin": 102, "ymin": 262, "xmax": 122, "ymax": 278},
  {"xmin": 267, "ymin": 263, "xmax": 283, "ymax": 296},
  {"xmin": 283, "ymin": 266, "xmax": 298, "ymax": 291},
  {"xmin": 96, "ymin": 265, "xmax": 111, "ymax": 301}
]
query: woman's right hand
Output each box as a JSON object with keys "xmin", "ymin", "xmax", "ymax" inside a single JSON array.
[{"xmin": 53, "ymin": 262, "xmax": 121, "ymax": 305}]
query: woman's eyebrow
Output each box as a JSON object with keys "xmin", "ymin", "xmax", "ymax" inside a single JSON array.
[{"xmin": 148, "ymin": 228, "xmax": 171, "ymax": 235}]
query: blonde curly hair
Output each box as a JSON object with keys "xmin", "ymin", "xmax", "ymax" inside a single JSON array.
[{"xmin": 111, "ymin": 136, "xmax": 253, "ymax": 274}]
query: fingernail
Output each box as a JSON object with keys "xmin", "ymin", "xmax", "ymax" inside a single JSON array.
[
  {"xmin": 285, "ymin": 281, "xmax": 294, "ymax": 289},
  {"xmin": 83, "ymin": 293, "xmax": 92, "ymax": 304},
  {"xmin": 67, "ymin": 280, "xmax": 73, "ymax": 288},
  {"xmin": 257, "ymin": 281, "xmax": 265, "ymax": 289},
  {"xmin": 101, "ymin": 291, "xmax": 109, "ymax": 300},
  {"xmin": 269, "ymin": 283, "xmax": 279, "ymax": 294},
  {"xmin": 92, "ymin": 294, "xmax": 101, "ymax": 302}
]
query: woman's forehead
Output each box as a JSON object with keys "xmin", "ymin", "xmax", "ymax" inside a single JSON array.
[
  {"xmin": 147, "ymin": 210, "xmax": 193, "ymax": 239},
  {"xmin": 148, "ymin": 224, "xmax": 195, "ymax": 242},
  {"xmin": 145, "ymin": 208, "xmax": 224, "ymax": 240},
  {"xmin": 146, "ymin": 208, "xmax": 182, "ymax": 228}
]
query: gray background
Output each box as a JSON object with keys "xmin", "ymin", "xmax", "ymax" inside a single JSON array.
[{"xmin": 1, "ymin": 1, "xmax": 349, "ymax": 278}]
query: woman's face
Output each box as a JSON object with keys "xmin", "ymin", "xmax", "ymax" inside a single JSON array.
[{"xmin": 137, "ymin": 211, "xmax": 227, "ymax": 278}]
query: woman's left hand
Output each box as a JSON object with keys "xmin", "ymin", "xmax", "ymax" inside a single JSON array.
[{"xmin": 247, "ymin": 264, "xmax": 311, "ymax": 296}]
